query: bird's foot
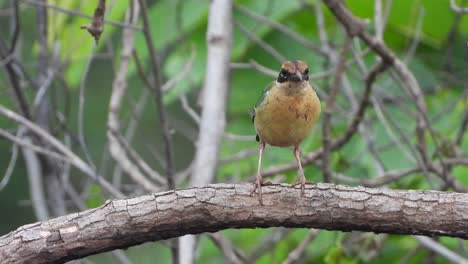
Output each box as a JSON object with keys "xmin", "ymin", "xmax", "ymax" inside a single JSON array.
[
  {"xmin": 250, "ymin": 178, "xmax": 272, "ymax": 205},
  {"xmin": 292, "ymin": 180, "xmax": 314, "ymax": 197}
]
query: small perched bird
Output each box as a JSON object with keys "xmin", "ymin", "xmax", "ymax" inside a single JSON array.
[{"xmin": 251, "ymin": 60, "xmax": 321, "ymax": 202}]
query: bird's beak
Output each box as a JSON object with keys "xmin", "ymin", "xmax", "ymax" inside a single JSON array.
[{"xmin": 291, "ymin": 71, "xmax": 303, "ymax": 82}]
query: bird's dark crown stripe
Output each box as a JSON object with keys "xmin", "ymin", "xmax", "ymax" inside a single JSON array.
[
  {"xmin": 282, "ymin": 60, "xmax": 308, "ymax": 73},
  {"xmin": 278, "ymin": 61, "xmax": 309, "ymax": 83}
]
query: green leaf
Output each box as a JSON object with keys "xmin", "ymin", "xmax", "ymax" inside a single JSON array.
[{"xmin": 86, "ymin": 184, "xmax": 104, "ymax": 209}]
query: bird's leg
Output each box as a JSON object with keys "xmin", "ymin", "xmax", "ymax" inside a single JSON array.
[
  {"xmin": 250, "ymin": 142, "xmax": 266, "ymax": 203},
  {"xmin": 292, "ymin": 146, "xmax": 312, "ymax": 196}
]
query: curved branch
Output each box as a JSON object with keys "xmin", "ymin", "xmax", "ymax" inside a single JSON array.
[{"xmin": 1, "ymin": 183, "xmax": 467, "ymax": 264}]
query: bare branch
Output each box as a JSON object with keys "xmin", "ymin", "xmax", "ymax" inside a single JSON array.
[
  {"xmin": 374, "ymin": 0, "xmax": 383, "ymax": 42},
  {"xmin": 455, "ymin": 99, "xmax": 468, "ymax": 145},
  {"xmin": 450, "ymin": 0, "xmax": 468, "ymax": 13},
  {"xmin": 179, "ymin": 92, "xmax": 201, "ymax": 124},
  {"xmin": 230, "ymin": 60, "xmax": 277, "ymax": 78},
  {"xmin": 333, "ymin": 167, "xmax": 421, "ymax": 187},
  {"xmin": 190, "ymin": 0, "xmax": 232, "ymax": 190},
  {"xmin": 161, "ymin": 48, "xmax": 196, "ymax": 92},
  {"xmin": 416, "ymin": 236, "xmax": 468, "ymax": 264},
  {"xmin": 1, "ymin": 183, "xmax": 468, "ymax": 264},
  {"xmin": 77, "ymin": 51, "xmax": 100, "ymax": 174},
  {"xmin": 9, "ymin": 0, "xmax": 20, "ymax": 54},
  {"xmin": 404, "ymin": 8, "xmax": 425, "ymax": 63},
  {"xmin": 322, "ymin": 36, "xmax": 352, "ymax": 182},
  {"xmin": 20, "ymin": 0, "xmax": 142, "ymax": 31},
  {"xmin": 248, "ymin": 228, "xmax": 291, "ymax": 262},
  {"xmin": 0, "ymin": 128, "xmax": 70, "ymax": 164},
  {"xmin": 235, "ymin": 21, "xmax": 286, "ymax": 63},
  {"xmin": 112, "ymin": 89, "xmax": 150, "ymax": 188},
  {"xmin": 282, "ymin": 229, "xmax": 320, "ymax": 264},
  {"xmin": 0, "ymin": 105, "xmax": 124, "ymax": 198},
  {"xmin": 22, "ymin": 136, "xmax": 49, "ymax": 221},
  {"xmin": 315, "ymin": 0, "xmax": 330, "ymax": 53},
  {"xmin": 181, "ymin": 1, "xmax": 233, "ymax": 262},
  {"xmin": 0, "ymin": 132, "xmax": 19, "ymax": 191},
  {"xmin": 138, "ymin": 0, "xmax": 176, "ymax": 190},
  {"xmin": 234, "ymin": 4, "xmax": 325, "ymax": 56},
  {"xmin": 208, "ymin": 233, "xmax": 246, "ymax": 264},
  {"xmin": 0, "ymin": 39, "xmax": 31, "ymax": 119},
  {"xmin": 107, "ymin": 0, "xmax": 163, "ymax": 192}
]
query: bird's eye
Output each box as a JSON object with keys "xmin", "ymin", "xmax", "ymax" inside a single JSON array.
[
  {"xmin": 277, "ymin": 69, "xmax": 288, "ymax": 83},
  {"xmin": 304, "ymin": 68, "xmax": 309, "ymax": 81}
]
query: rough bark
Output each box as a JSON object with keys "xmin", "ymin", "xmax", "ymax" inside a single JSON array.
[{"xmin": 1, "ymin": 183, "xmax": 467, "ymax": 264}]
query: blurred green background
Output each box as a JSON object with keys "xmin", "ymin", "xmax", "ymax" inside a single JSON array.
[{"xmin": 0, "ymin": 0, "xmax": 467, "ymax": 263}]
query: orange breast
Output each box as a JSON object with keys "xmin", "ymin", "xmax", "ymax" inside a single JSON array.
[{"xmin": 254, "ymin": 84, "xmax": 321, "ymax": 147}]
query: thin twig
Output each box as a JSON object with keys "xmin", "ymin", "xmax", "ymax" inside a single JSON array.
[
  {"xmin": 230, "ymin": 60, "xmax": 277, "ymax": 78},
  {"xmin": 0, "ymin": 128, "xmax": 72, "ymax": 164},
  {"xmin": 416, "ymin": 236, "xmax": 468, "ymax": 264},
  {"xmin": 450, "ymin": 0, "xmax": 468, "ymax": 13},
  {"xmin": 235, "ymin": 21, "xmax": 286, "ymax": 63},
  {"xmin": 20, "ymin": 0, "xmax": 142, "ymax": 31},
  {"xmin": 22, "ymin": 136, "xmax": 49, "ymax": 221},
  {"xmin": 0, "ymin": 133, "xmax": 19, "ymax": 191},
  {"xmin": 107, "ymin": 0, "xmax": 163, "ymax": 192},
  {"xmin": 9, "ymin": 0, "xmax": 20, "ymax": 54},
  {"xmin": 248, "ymin": 228, "xmax": 291, "ymax": 262},
  {"xmin": 322, "ymin": 36, "xmax": 352, "ymax": 182},
  {"xmin": 220, "ymin": 147, "xmax": 257, "ymax": 164},
  {"xmin": 0, "ymin": 37, "xmax": 31, "ymax": 119},
  {"xmin": 112, "ymin": 89, "xmax": 150, "ymax": 187},
  {"xmin": 78, "ymin": 50, "xmax": 98, "ymax": 169},
  {"xmin": 179, "ymin": 92, "xmax": 201, "ymax": 124},
  {"xmin": 456, "ymin": 105, "xmax": 468, "ymax": 145},
  {"xmin": 315, "ymin": 0, "xmax": 330, "ymax": 54},
  {"xmin": 282, "ymin": 229, "xmax": 320, "ymax": 264},
  {"xmin": 374, "ymin": 0, "xmax": 383, "ymax": 42},
  {"xmin": 234, "ymin": 4, "xmax": 325, "ymax": 56},
  {"xmin": 0, "ymin": 105, "xmax": 124, "ymax": 198},
  {"xmin": 208, "ymin": 233, "xmax": 246, "ymax": 264},
  {"xmin": 404, "ymin": 7, "xmax": 425, "ymax": 63},
  {"xmin": 333, "ymin": 167, "xmax": 421, "ymax": 187},
  {"xmin": 138, "ymin": 0, "xmax": 176, "ymax": 190},
  {"xmin": 161, "ymin": 48, "xmax": 196, "ymax": 92},
  {"xmin": 138, "ymin": 0, "xmax": 179, "ymax": 261}
]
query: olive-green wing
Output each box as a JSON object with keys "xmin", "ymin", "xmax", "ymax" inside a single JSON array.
[
  {"xmin": 255, "ymin": 81, "xmax": 274, "ymax": 109},
  {"xmin": 250, "ymin": 82, "xmax": 274, "ymax": 122},
  {"xmin": 250, "ymin": 82, "xmax": 274, "ymax": 142}
]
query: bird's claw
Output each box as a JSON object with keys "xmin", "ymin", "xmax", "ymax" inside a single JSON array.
[
  {"xmin": 292, "ymin": 180, "xmax": 314, "ymax": 197},
  {"xmin": 250, "ymin": 179, "xmax": 272, "ymax": 205}
]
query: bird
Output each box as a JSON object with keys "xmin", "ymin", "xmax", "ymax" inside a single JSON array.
[{"xmin": 251, "ymin": 60, "xmax": 321, "ymax": 202}]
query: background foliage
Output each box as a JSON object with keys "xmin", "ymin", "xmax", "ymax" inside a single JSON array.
[{"xmin": 0, "ymin": 0, "xmax": 467, "ymax": 263}]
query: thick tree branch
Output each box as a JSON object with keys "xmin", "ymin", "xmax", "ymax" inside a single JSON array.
[{"xmin": 1, "ymin": 183, "xmax": 467, "ymax": 264}]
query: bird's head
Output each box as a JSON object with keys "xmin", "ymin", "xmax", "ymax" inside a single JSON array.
[{"xmin": 277, "ymin": 60, "xmax": 309, "ymax": 84}]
